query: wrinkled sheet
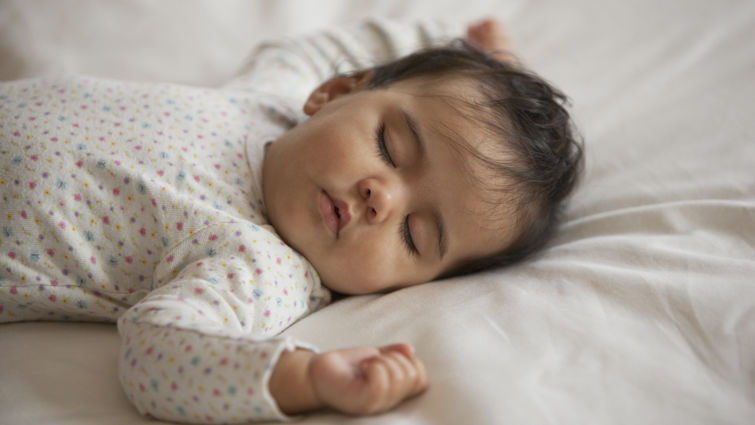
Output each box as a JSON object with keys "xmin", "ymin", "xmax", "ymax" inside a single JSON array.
[{"xmin": 1, "ymin": 0, "xmax": 754, "ymax": 424}]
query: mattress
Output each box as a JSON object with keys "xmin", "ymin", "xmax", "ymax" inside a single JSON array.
[{"xmin": 1, "ymin": 0, "xmax": 754, "ymax": 424}]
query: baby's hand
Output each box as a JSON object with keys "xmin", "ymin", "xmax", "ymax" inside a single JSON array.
[
  {"xmin": 466, "ymin": 18, "xmax": 513, "ymax": 62},
  {"xmin": 308, "ymin": 343, "xmax": 428, "ymax": 415}
]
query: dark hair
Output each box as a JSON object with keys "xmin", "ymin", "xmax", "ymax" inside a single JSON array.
[{"xmin": 365, "ymin": 40, "xmax": 583, "ymax": 276}]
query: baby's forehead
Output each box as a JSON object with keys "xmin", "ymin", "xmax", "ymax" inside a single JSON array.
[
  {"xmin": 402, "ymin": 82, "xmax": 511, "ymax": 175},
  {"xmin": 380, "ymin": 73, "xmax": 516, "ymax": 187},
  {"xmin": 401, "ymin": 82, "xmax": 520, "ymax": 238}
]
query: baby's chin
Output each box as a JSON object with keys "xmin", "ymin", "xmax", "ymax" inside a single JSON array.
[
  {"xmin": 318, "ymin": 278, "xmax": 368, "ymax": 296},
  {"xmin": 316, "ymin": 270, "xmax": 378, "ymax": 296},
  {"xmin": 319, "ymin": 270, "xmax": 413, "ymax": 296}
]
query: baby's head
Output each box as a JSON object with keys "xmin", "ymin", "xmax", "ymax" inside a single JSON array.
[{"xmin": 262, "ymin": 40, "xmax": 583, "ymax": 294}]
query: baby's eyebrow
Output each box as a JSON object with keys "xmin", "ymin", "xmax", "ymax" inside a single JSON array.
[{"xmin": 401, "ymin": 109, "xmax": 425, "ymax": 156}]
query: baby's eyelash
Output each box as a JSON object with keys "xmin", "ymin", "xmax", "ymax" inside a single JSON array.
[
  {"xmin": 374, "ymin": 123, "xmax": 395, "ymax": 167},
  {"xmin": 401, "ymin": 217, "xmax": 419, "ymax": 256}
]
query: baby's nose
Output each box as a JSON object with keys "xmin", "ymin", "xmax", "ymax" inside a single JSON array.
[{"xmin": 357, "ymin": 177, "xmax": 398, "ymax": 224}]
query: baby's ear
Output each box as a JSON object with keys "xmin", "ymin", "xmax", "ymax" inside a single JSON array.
[{"xmin": 303, "ymin": 71, "xmax": 373, "ymax": 116}]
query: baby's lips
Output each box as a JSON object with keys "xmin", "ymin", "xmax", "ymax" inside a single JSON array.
[{"xmin": 333, "ymin": 197, "xmax": 351, "ymax": 230}]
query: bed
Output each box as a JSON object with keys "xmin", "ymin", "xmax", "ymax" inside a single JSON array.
[{"xmin": 1, "ymin": 0, "xmax": 753, "ymax": 424}]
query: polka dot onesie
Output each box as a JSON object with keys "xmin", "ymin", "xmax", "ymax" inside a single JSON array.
[{"xmin": 0, "ymin": 19, "xmax": 452, "ymax": 423}]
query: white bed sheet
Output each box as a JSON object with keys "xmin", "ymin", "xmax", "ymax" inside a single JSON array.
[{"xmin": 1, "ymin": 0, "xmax": 754, "ymax": 424}]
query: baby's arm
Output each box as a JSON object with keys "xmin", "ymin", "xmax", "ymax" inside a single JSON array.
[
  {"xmin": 224, "ymin": 19, "xmax": 456, "ymax": 103},
  {"xmin": 118, "ymin": 223, "xmax": 331, "ymax": 423}
]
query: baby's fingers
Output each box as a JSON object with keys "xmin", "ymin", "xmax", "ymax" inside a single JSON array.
[
  {"xmin": 385, "ymin": 349, "xmax": 427, "ymax": 397},
  {"xmin": 360, "ymin": 348, "xmax": 428, "ymax": 412},
  {"xmin": 387, "ymin": 344, "xmax": 428, "ymax": 394},
  {"xmin": 378, "ymin": 343, "xmax": 428, "ymax": 394}
]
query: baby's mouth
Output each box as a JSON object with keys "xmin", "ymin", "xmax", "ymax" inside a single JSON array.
[
  {"xmin": 333, "ymin": 197, "xmax": 351, "ymax": 232},
  {"xmin": 318, "ymin": 190, "xmax": 351, "ymax": 237}
]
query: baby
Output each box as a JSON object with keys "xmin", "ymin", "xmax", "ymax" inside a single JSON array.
[{"xmin": 0, "ymin": 19, "xmax": 582, "ymax": 423}]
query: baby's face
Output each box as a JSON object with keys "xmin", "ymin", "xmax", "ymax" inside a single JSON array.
[{"xmin": 262, "ymin": 75, "xmax": 516, "ymax": 294}]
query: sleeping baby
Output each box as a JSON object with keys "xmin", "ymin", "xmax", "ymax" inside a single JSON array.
[{"xmin": 0, "ymin": 19, "xmax": 582, "ymax": 423}]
